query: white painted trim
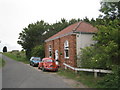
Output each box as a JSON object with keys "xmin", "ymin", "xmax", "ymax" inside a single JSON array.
[
  {"xmin": 64, "ymin": 40, "xmax": 69, "ymax": 59},
  {"xmin": 45, "ymin": 32, "xmax": 74, "ymax": 42},
  {"xmin": 63, "ymin": 63, "xmax": 112, "ymax": 74}
]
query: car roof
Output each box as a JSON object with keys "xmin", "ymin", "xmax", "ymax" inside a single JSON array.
[
  {"xmin": 42, "ymin": 58, "xmax": 54, "ymax": 60},
  {"xmin": 31, "ymin": 57, "xmax": 41, "ymax": 58}
]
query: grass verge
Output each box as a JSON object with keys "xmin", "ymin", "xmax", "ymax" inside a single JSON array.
[
  {"xmin": 0, "ymin": 57, "xmax": 5, "ymax": 68},
  {"xmin": 57, "ymin": 68, "xmax": 104, "ymax": 88},
  {"xmin": 3, "ymin": 52, "xmax": 29, "ymax": 64}
]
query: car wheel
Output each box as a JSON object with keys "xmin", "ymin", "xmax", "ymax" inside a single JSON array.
[
  {"xmin": 32, "ymin": 63, "xmax": 35, "ymax": 67},
  {"xmin": 56, "ymin": 69, "xmax": 58, "ymax": 72},
  {"xmin": 30, "ymin": 62, "xmax": 32, "ymax": 66},
  {"xmin": 42, "ymin": 67, "xmax": 46, "ymax": 72},
  {"xmin": 38, "ymin": 66, "xmax": 40, "ymax": 69}
]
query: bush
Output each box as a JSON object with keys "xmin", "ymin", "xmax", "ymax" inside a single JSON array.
[
  {"xmin": 97, "ymin": 65, "xmax": 120, "ymax": 88},
  {"xmin": 31, "ymin": 45, "xmax": 45, "ymax": 58},
  {"xmin": 80, "ymin": 46, "xmax": 109, "ymax": 69}
]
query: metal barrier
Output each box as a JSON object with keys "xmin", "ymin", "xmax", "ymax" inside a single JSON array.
[{"xmin": 63, "ymin": 63, "xmax": 112, "ymax": 78}]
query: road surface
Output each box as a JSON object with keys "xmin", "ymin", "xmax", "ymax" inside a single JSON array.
[{"xmin": 2, "ymin": 54, "xmax": 72, "ymax": 88}]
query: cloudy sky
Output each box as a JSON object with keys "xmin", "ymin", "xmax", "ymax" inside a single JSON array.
[{"xmin": 0, "ymin": 0, "xmax": 101, "ymax": 52}]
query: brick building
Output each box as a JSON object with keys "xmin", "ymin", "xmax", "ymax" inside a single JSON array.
[{"xmin": 45, "ymin": 21, "xmax": 98, "ymax": 68}]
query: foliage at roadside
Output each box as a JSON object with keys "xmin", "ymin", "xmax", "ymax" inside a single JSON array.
[
  {"xmin": 17, "ymin": 21, "xmax": 49, "ymax": 59},
  {"xmin": 58, "ymin": 68, "xmax": 103, "ymax": 88},
  {"xmin": 3, "ymin": 46, "xmax": 7, "ymax": 52},
  {"xmin": 80, "ymin": 19, "xmax": 119, "ymax": 69},
  {"xmin": 97, "ymin": 66, "xmax": 120, "ymax": 88},
  {"xmin": 0, "ymin": 58, "xmax": 5, "ymax": 68},
  {"xmin": 80, "ymin": 1, "xmax": 120, "ymax": 88},
  {"xmin": 31, "ymin": 45, "xmax": 45, "ymax": 58},
  {"xmin": 3, "ymin": 52, "xmax": 29, "ymax": 64}
]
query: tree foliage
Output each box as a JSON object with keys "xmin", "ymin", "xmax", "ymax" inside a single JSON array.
[
  {"xmin": 99, "ymin": 1, "xmax": 120, "ymax": 19},
  {"xmin": 80, "ymin": 1, "xmax": 120, "ymax": 88},
  {"xmin": 17, "ymin": 20, "xmax": 49, "ymax": 59},
  {"xmin": 31, "ymin": 45, "xmax": 45, "ymax": 58},
  {"xmin": 81, "ymin": 19, "xmax": 120, "ymax": 69},
  {"xmin": 3, "ymin": 46, "xmax": 7, "ymax": 52},
  {"xmin": 17, "ymin": 18, "xmax": 81, "ymax": 59}
]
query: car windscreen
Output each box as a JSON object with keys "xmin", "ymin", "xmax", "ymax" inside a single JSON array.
[
  {"xmin": 44, "ymin": 59, "xmax": 54, "ymax": 62},
  {"xmin": 33, "ymin": 58, "xmax": 41, "ymax": 61}
]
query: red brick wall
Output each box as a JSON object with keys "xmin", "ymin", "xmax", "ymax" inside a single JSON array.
[
  {"xmin": 45, "ymin": 40, "xmax": 54, "ymax": 58},
  {"xmin": 45, "ymin": 34, "xmax": 77, "ymax": 68}
]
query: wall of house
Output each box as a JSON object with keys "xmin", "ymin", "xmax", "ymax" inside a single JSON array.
[
  {"xmin": 45, "ymin": 34, "xmax": 77, "ymax": 68},
  {"xmin": 59, "ymin": 34, "xmax": 76, "ymax": 68},
  {"xmin": 76, "ymin": 33, "xmax": 95, "ymax": 67},
  {"xmin": 45, "ymin": 40, "xmax": 54, "ymax": 58}
]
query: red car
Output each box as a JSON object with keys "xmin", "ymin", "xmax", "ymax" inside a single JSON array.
[{"xmin": 38, "ymin": 58, "xmax": 59, "ymax": 72}]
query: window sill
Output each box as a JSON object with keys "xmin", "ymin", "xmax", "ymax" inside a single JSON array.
[{"xmin": 65, "ymin": 57, "xmax": 69, "ymax": 59}]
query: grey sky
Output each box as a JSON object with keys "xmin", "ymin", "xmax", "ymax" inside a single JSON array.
[{"xmin": 0, "ymin": 0, "xmax": 101, "ymax": 52}]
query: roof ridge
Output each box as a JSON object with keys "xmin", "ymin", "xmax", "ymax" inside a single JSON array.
[{"xmin": 72, "ymin": 21, "xmax": 82, "ymax": 32}]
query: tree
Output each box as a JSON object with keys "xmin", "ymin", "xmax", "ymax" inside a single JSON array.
[
  {"xmin": 80, "ymin": 19, "xmax": 120, "ymax": 69},
  {"xmin": 99, "ymin": 1, "xmax": 120, "ymax": 19},
  {"xmin": 17, "ymin": 20, "xmax": 49, "ymax": 59},
  {"xmin": 3, "ymin": 46, "xmax": 7, "ymax": 52},
  {"xmin": 31, "ymin": 45, "xmax": 45, "ymax": 58},
  {"xmin": 82, "ymin": 17, "xmax": 90, "ymax": 22},
  {"xmin": 17, "ymin": 18, "xmax": 81, "ymax": 59},
  {"xmin": 79, "ymin": 2, "xmax": 120, "ymax": 87}
]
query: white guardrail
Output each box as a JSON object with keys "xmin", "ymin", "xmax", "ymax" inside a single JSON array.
[{"xmin": 63, "ymin": 63, "xmax": 112, "ymax": 78}]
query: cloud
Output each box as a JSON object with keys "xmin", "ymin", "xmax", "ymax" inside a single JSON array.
[{"xmin": 0, "ymin": 0, "xmax": 101, "ymax": 51}]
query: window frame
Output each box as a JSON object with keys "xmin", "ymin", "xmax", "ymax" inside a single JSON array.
[
  {"xmin": 64, "ymin": 40, "xmax": 69, "ymax": 59},
  {"xmin": 48, "ymin": 45, "xmax": 52, "ymax": 58}
]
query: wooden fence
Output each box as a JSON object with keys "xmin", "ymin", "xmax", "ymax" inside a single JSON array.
[{"xmin": 63, "ymin": 63, "xmax": 112, "ymax": 78}]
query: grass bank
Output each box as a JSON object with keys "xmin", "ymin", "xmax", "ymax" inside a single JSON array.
[
  {"xmin": 3, "ymin": 52, "xmax": 29, "ymax": 64},
  {"xmin": 0, "ymin": 57, "xmax": 5, "ymax": 68},
  {"xmin": 58, "ymin": 68, "xmax": 104, "ymax": 88}
]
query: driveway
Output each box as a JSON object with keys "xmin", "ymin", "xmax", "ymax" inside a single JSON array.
[{"xmin": 2, "ymin": 54, "xmax": 72, "ymax": 88}]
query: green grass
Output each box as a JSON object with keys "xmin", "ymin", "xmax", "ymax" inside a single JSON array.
[
  {"xmin": 0, "ymin": 57, "xmax": 5, "ymax": 68},
  {"xmin": 3, "ymin": 52, "xmax": 29, "ymax": 64},
  {"xmin": 58, "ymin": 68, "xmax": 104, "ymax": 88}
]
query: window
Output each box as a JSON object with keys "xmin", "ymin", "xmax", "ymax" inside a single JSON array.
[
  {"xmin": 49, "ymin": 45, "xmax": 52, "ymax": 58},
  {"xmin": 55, "ymin": 50, "xmax": 59, "ymax": 60},
  {"xmin": 64, "ymin": 40, "xmax": 69, "ymax": 59}
]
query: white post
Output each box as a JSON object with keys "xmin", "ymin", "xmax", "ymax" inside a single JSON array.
[
  {"xmin": 94, "ymin": 72, "xmax": 97, "ymax": 78},
  {"xmin": 65, "ymin": 66, "xmax": 67, "ymax": 69},
  {"xmin": 75, "ymin": 70, "xmax": 78, "ymax": 73}
]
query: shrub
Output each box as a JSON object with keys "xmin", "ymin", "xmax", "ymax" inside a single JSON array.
[
  {"xmin": 31, "ymin": 45, "xmax": 45, "ymax": 58},
  {"xmin": 97, "ymin": 65, "xmax": 120, "ymax": 88}
]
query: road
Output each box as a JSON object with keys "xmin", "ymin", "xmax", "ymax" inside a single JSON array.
[
  {"xmin": 1, "ymin": 54, "xmax": 72, "ymax": 88},
  {"xmin": 0, "ymin": 54, "xmax": 2, "ymax": 89}
]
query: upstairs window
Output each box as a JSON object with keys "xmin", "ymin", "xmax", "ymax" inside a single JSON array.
[
  {"xmin": 48, "ymin": 45, "xmax": 52, "ymax": 58},
  {"xmin": 64, "ymin": 40, "xmax": 69, "ymax": 59}
]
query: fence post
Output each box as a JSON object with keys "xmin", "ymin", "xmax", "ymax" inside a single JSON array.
[
  {"xmin": 65, "ymin": 66, "xmax": 67, "ymax": 69},
  {"xmin": 75, "ymin": 70, "xmax": 78, "ymax": 73},
  {"xmin": 94, "ymin": 72, "xmax": 97, "ymax": 78}
]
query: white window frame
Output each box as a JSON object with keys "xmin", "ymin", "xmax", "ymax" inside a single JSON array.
[
  {"xmin": 55, "ymin": 50, "xmax": 59, "ymax": 60},
  {"xmin": 48, "ymin": 45, "xmax": 52, "ymax": 58},
  {"xmin": 64, "ymin": 40, "xmax": 69, "ymax": 59}
]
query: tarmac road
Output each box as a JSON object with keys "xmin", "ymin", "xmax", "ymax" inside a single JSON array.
[{"xmin": 1, "ymin": 54, "xmax": 72, "ymax": 88}]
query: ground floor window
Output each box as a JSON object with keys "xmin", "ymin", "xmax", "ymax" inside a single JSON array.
[
  {"xmin": 64, "ymin": 40, "xmax": 69, "ymax": 59},
  {"xmin": 49, "ymin": 45, "xmax": 52, "ymax": 58}
]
